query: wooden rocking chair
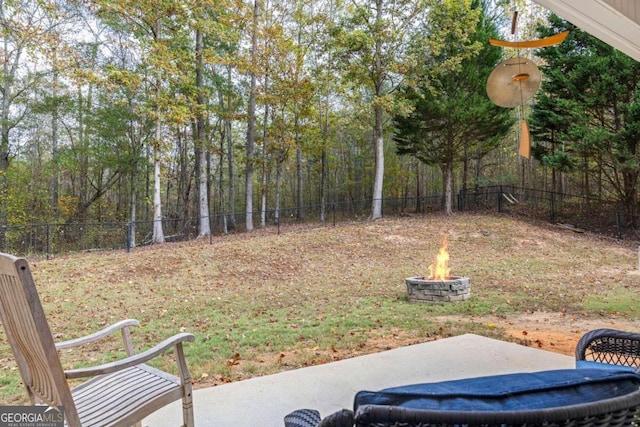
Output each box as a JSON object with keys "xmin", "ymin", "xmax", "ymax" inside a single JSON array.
[{"xmin": 0, "ymin": 252, "xmax": 195, "ymax": 427}]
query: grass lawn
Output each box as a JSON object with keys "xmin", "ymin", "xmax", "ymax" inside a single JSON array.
[{"xmin": 1, "ymin": 213, "xmax": 639, "ymax": 404}]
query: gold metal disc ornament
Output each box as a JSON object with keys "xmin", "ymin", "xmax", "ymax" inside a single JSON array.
[{"xmin": 486, "ymin": 57, "xmax": 541, "ymax": 108}]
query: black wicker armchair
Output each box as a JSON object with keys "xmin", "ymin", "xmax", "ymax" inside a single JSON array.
[
  {"xmin": 284, "ymin": 408, "xmax": 354, "ymax": 427},
  {"xmin": 575, "ymin": 328, "xmax": 640, "ymax": 370},
  {"xmin": 285, "ymin": 369, "xmax": 640, "ymax": 427}
]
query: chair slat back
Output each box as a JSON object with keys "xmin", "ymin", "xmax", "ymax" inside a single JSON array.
[{"xmin": 0, "ymin": 253, "xmax": 73, "ymax": 409}]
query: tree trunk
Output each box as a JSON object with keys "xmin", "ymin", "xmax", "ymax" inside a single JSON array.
[
  {"xmin": 415, "ymin": 160, "xmax": 421, "ymax": 213},
  {"xmin": 319, "ymin": 89, "xmax": 328, "ymax": 222},
  {"xmin": 77, "ymin": 82, "xmax": 90, "ymax": 222},
  {"xmin": 152, "ymin": 123, "xmax": 165, "ymax": 243},
  {"xmin": 582, "ymin": 150, "xmax": 589, "ymax": 197},
  {"xmin": 218, "ymin": 125, "xmax": 228, "ymax": 234},
  {"xmin": 130, "ymin": 174, "xmax": 137, "ymax": 248},
  {"xmin": 320, "ymin": 146, "xmax": 327, "ymax": 222},
  {"xmin": 225, "ymin": 111, "xmax": 235, "ymax": 230},
  {"xmin": 261, "ymin": 153, "xmax": 267, "ymax": 228},
  {"xmin": 196, "ymin": 28, "xmax": 211, "ymax": 237},
  {"xmin": 474, "ymin": 154, "xmax": 482, "ymax": 190},
  {"xmin": 623, "ymin": 169, "xmax": 639, "ymax": 215},
  {"xmin": 275, "ymin": 156, "xmax": 283, "ymax": 224},
  {"xmin": 371, "ymin": 104, "xmax": 384, "ymax": 219},
  {"xmin": 443, "ymin": 162, "xmax": 453, "ymax": 216},
  {"xmin": 245, "ymin": 0, "xmax": 259, "ymax": 231},
  {"xmin": 296, "ymin": 117, "xmax": 303, "ymax": 220},
  {"xmin": 261, "ymin": 86, "xmax": 269, "ymax": 228},
  {"xmin": 0, "ymin": 4, "xmax": 19, "ymax": 243},
  {"xmin": 461, "ymin": 142, "xmax": 468, "ymax": 194},
  {"xmin": 198, "ymin": 145, "xmax": 210, "ymax": 236},
  {"xmin": 370, "ymin": 0, "xmax": 385, "ymax": 220},
  {"xmin": 221, "ymin": 65, "xmax": 235, "ymax": 231},
  {"xmin": 51, "ymin": 54, "xmax": 59, "ymax": 220}
]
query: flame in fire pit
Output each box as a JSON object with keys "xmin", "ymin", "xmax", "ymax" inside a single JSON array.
[{"xmin": 428, "ymin": 237, "xmax": 450, "ymax": 280}]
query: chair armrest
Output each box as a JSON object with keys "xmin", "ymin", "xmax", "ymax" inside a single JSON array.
[
  {"xmin": 575, "ymin": 328, "xmax": 640, "ymax": 366},
  {"xmin": 55, "ymin": 319, "xmax": 141, "ymax": 351},
  {"xmin": 64, "ymin": 332, "xmax": 195, "ymax": 379}
]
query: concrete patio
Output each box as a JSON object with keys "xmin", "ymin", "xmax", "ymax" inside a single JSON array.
[{"xmin": 143, "ymin": 334, "xmax": 575, "ymax": 427}]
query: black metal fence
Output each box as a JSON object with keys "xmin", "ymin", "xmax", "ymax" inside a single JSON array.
[
  {"xmin": 458, "ymin": 185, "xmax": 639, "ymax": 241},
  {"xmin": 1, "ymin": 186, "xmax": 637, "ymax": 258}
]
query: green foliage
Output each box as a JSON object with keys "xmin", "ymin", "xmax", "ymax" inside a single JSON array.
[
  {"xmin": 391, "ymin": 1, "xmax": 515, "ymax": 214},
  {"xmin": 4, "ymin": 0, "xmax": 639, "ymax": 229},
  {"xmin": 334, "ymin": 0, "xmax": 430, "ymax": 104},
  {"xmin": 415, "ymin": 0, "xmax": 483, "ymax": 78},
  {"xmin": 393, "ymin": 0, "xmax": 513, "ymax": 170},
  {"xmin": 340, "ymin": 29, "xmax": 371, "ymax": 52},
  {"xmin": 6, "ymin": 160, "xmax": 54, "ymax": 225},
  {"xmin": 542, "ymin": 151, "xmax": 574, "ymax": 172},
  {"xmin": 532, "ymin": 15, "xmax": 640, "ymax": 209}
]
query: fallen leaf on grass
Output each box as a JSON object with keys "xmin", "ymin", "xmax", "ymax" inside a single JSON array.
[{"xmin": 226, "ymin": 353, "xmax": 241, "ymax": 366}]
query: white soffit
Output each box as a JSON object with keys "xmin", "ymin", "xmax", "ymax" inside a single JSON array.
[{"xmin": 532, "ymin": 0, "xmax": 640, "ymax": 63}]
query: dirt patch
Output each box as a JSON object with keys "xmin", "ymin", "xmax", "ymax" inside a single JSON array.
[{"xmin": 460, "ymin": 312, "xmax": 640, "ymax": 356}]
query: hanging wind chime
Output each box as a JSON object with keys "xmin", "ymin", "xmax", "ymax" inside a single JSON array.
[{"xmin": 485, "ymin": 10, "xmax": 569, "ymax": 158}]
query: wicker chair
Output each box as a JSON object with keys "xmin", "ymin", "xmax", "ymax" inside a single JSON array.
[
  {"xmin": 285, "ymin": 369, "xmax": 640, "ymax": 427},
  {"xmin": 575, "ymin": 328, "xmax": 640, "ymax": 370},
  {"xmin": 285, "ymin": 408, "xmax": 354, "ymax": 427}
]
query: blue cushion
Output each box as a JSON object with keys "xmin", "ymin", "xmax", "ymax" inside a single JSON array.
[
  {"xmin": 354, "ymin": 369, "xmax": 640, "ymax": 412},
  {"xmin": 576, "ymin": 360, "xmax": 636, "ymax": 371}
]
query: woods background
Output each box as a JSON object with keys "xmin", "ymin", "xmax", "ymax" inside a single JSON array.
[{"xmin": 1, "ymin": 0, "xmax": 639, "ymax": 252}]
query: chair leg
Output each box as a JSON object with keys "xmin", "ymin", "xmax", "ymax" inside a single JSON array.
[
  {"xmin": 182, "ymin": 384, "xmax": 195, "ymax": 427},
  {"xmin": 175, "ymin": 343, "xmax": 195, "ymax": 427}
]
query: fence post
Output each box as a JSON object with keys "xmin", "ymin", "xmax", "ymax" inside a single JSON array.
[
  {"xmin": 615, "ymin": 211, "xmax": 622, "ymax": 240},
  {"xmin": 498, "ymin": 186, "xmax": 502, "ymax": 213}
]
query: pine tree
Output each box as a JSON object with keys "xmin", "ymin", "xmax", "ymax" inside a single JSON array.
[
  {"xmin": 393, "ymin": 0, "xmax": 513, "ymax": 215},
  {"xmin": 532, "ymin": 15, "xmax": 640, "ymax": 213}
]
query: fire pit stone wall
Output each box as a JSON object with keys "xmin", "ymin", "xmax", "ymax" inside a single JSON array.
[{"xmin": 405, "ymin": 276, "xmax": 471, "ymax": 302}]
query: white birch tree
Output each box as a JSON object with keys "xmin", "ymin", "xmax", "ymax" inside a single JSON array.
[{"xmin": 335, "ymin": 0, "xmax": 428, "ymax": 219}]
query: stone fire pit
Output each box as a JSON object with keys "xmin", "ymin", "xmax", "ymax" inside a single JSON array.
[{"xmin": 405, "ymin": 276, "xmax": 471, "ymax": 302}]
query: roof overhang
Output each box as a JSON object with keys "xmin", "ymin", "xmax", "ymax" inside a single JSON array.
[{"xmin": 532, "ymin": 0, "xmax": 640, "ymax": 62}]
